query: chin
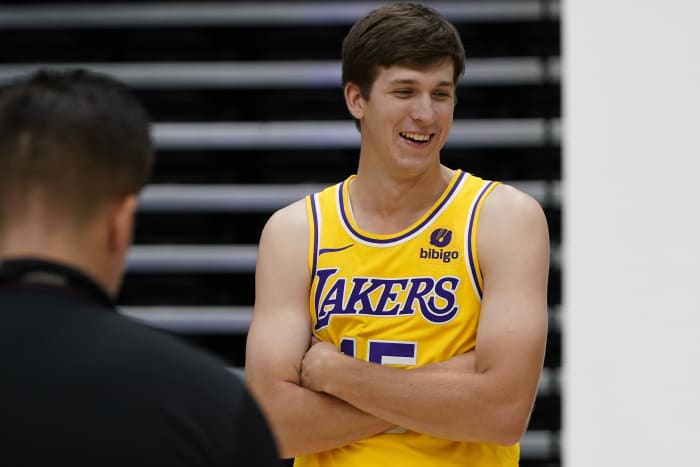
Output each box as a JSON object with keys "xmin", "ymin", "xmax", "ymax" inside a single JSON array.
[{"xmin": 395, "ymin": 151, "xmax": 437, "ymax": 171}]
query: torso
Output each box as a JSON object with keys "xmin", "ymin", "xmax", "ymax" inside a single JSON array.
[{"xmin": 297, "ymin": 169, "xmax": 519, "ymax": 466}]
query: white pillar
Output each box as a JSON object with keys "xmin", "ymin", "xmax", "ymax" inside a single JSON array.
[{"xmin": 564, "ymin": 1, "xmax": 700, "ymax": 466}]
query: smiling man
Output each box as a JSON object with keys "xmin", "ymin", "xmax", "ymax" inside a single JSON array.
[{"xmin": 245, "ymin": 3, "xmax": 550, "ymax": 466}]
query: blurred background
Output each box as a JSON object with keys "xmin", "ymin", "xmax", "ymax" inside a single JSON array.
[{"xmin": 0, "ymin": 1, "xmax": 562, "ymax": 466}]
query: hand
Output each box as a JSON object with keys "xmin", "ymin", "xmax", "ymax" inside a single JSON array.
[{"xmin": 300, "ymin": 338, "xmax": 342, "ymax": 393}]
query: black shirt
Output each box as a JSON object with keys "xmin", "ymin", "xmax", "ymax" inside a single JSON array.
[{"xmin": 0, "ymin": 258, "xmax": 282, "ymax": 467}]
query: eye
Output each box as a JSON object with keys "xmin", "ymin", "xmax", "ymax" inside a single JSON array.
[
  {"xmin": 433, "ymin": 91, "xmax": 452, "ymax": 100},
  {"xmin": 393, "ymin": 89, "xmax": 413, "ymax": 97}
]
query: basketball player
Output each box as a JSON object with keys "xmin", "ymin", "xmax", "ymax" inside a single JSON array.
[{"xmin": 245, "ymin": 3, "xmax": 550, "ymax": 466}]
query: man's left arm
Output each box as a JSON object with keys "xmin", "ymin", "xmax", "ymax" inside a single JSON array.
[{"xmin": 300, "ymin": 184, "xmax": 549, "ymax": 445}]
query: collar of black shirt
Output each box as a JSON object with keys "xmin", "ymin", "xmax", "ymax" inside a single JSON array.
[{"xmin": 0, "ymin": 258, "xmax": 115, "ymax": 309}]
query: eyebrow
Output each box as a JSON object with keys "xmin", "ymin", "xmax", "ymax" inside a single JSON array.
[{"xmin": 389, "ymin": 79, "xmax": 454, "ymax": 87}]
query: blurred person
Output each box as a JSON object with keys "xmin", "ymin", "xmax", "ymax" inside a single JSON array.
[
  {"xmin": 246, "ymin": 3, "xmax": 550, "ymax": 466},
  {"xmin": 0, "ymin": 68, "xmax": 282, "ymax": 467}
]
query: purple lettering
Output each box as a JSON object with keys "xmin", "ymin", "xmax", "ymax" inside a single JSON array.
[
  {"xmin": 372, "ymin": 278, "xmax": 409, "ymax": 315},
  {"xmin": 422, "ymin": 277, "xmax": 460, "ymax": 323},
  {"xmin": 398, "ymin": 277, "xmax": 435, "ymax": 315},
  {"xmin": 345, "ymin": 277, "xmax": 378, "ymax": 312}
]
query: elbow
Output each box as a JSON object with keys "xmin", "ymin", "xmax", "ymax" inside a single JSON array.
[
  {"xmin": 463, "ymin": 393, "xmax": 531, "ymax": 445},
  {"xmin": 274, "ymin": 420, "xmax": 316, "ymax": 459},
  {"xmin": 486, "ymin": 406, "xmax": 531, "ymax": 446},
  {"xmin": 449, "ymin": 407, "xmax": 529, "ymax": 445},
  {"xmin": 490, "ymin": 418, "xmax": 528, "ymax": 446},
  {"xmin": 249, "ymin": 398, "xmax": 300, "ymax": 459},
  {"xmin": 476, "ymin": 380, "xmax": 536, "ymax": 446},
  {"xmin": 277, "ymin": 440, "xmax": 297, "ymax": 460},
  {"xmin": 251, "ymin": 395, "xmax": 303, "ymax": 459},
  {"xmin": 244, "ymin": 375, "xmax": 292, "ymax": 453},
  {"xmin": 245, "ymin": 376, "xmax": 306, "ymax": 458}
]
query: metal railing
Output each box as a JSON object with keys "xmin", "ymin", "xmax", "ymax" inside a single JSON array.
[
  {"xmin": 0, "ymin": 1, "xmax": 560, "ymax": 29},
  {"xmin": 151, "ymin": 119, "xmax": 561, "ymax": 150},
  {"xmin": 137, "ymin": 180, "xmax": 562, "ymax": 212},
  {"xmin": 0, "ymin": 58, "xmax": 561, "ymax": 88}
]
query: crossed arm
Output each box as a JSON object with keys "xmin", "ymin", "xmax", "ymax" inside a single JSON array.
[
  {"xmin": 245, "ymin": 200, "xmax": 391, "ymax": 458},
  {"xmin": 245, "ymin": 185, "xmax": 549, "ymax": 457}
]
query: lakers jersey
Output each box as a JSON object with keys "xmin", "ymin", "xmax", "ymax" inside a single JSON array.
[{"xmin": 297, "ymin": 170, "xmax": 519, "ymax": 467}]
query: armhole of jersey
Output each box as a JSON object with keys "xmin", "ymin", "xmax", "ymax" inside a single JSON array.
[
  {"xmin": 465, "ymin": 181, "xmax": 500, "ymax": 301},
  {"xmin": 306, "ymin": 193, "xmax": 320, "ymax": 281}
]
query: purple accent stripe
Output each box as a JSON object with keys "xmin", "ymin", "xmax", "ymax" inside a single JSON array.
[
  {"xmin": 309, "ymin": 194, "xmax": 320, "ymax": 280},
  {"xmin": 319, "ymin": 244, "xmax": 353, "ymax": 255},
  {"xmin": 467, "ymin": 181, "xmax": 495, "ymax": 299},
  {"xmin": 339, "ymin": 171, "xmax": 467, "ymax": 244}
]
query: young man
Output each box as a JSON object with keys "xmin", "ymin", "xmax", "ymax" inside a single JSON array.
[
  {"xmin": 0, "ymin": 69, "xmax": 282, "ymax": 467},
  {"xmin": 246, "ymin": 3, "xmax": 550, "ymax": 466}
]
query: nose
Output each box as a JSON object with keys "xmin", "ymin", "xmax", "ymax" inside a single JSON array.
[{"xmin": 410, "ymin": 93, "xmax": 435, "ymax": 125}]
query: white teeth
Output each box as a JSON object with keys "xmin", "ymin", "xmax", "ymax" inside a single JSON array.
[{"xmin": 400, "ymin": 131, "xmax": 431, "ymax": 142}]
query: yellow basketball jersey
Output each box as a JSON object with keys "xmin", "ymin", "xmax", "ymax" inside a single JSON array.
[{"xmin": 297, "ymin": 170, "xmax": 519, "ymax": 467}]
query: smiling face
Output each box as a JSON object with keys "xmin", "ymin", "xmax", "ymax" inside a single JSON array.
[{"xmin": 345, "ymin": 60, "xmax": 456, "ymax": 177}]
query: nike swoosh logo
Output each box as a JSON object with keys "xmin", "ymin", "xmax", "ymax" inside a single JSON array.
[{"xmin": 319, "ymin": 244, "xmax": 354, "ymax": 255}]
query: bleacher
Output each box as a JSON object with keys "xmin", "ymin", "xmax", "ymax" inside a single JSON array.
[{"xmin": 0, "ymin": 1, "xmax": 561, "ymax": 465}]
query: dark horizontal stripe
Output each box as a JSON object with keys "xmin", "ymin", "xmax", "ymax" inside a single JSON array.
[{"xmin": 0, "ymin": 2, "xmax": 560, "ymax": 29}]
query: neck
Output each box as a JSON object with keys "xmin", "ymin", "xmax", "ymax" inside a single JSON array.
[
  {"xmin": 0, "ymin": 220, "xmax": 116, "ymax": 297},
  {"xmin": 349, "ymin": 164, "xmax": 455, "ymax": 234}
]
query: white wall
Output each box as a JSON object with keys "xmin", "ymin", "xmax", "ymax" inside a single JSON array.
[{"xmin": 564, "ymin": 1, "xmax": 700, "ymax": 466}]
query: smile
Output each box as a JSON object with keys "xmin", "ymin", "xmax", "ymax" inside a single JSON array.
[{"xmin": 399, "ymin": 131, "xmax": 434, "ymax": 143}]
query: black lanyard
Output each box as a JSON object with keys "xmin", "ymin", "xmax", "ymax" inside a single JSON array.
[{"xmin": 0, "ymin": 258, "xmax": 114, "ymax": 309}]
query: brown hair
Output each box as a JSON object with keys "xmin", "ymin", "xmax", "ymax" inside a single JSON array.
[
  {"xmin": 0, "ymin": 68, "xmax": 154, "ymax": 229},
  {"xmin": 342, "ymin": 2, "xmax": 466, "ymax": 99}
]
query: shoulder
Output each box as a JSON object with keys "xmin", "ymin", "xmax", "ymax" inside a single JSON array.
[
  {"xmin": 480, "ymin": 183, "xmax": 548, "ymax": 232},
  {"xmin": 258, "ymin": 198, "xmax": 309, "ymax": 256},
  {"xmin": 477, "ymin": 183, "xmax": 550, "ymax": 273},
  {"xmin": 262, "ymin": 198, "xmax": 308, "ymax": 236},
  {"xmin": 264, "ymin": 180, "xmax": 341, "ymax": 233},
  {"xmin": 256, "ymin": 198, "xmax": 312, "ymax": 279}
]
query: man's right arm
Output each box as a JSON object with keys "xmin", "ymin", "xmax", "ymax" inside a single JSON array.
[{"xmin": 244, "ymin": 200, "xmax": 392, "ymax": 458}]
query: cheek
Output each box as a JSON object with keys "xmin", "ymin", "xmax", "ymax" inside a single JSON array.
[
  {"xmin": 368, "ymin": 108, "xmax": 399, "ymax": 131},
  {"xmin": 438, "ymin": 111, "xmax": 454, "ymax": 129},
  {"xmin": 439, "ymin": 103, "xmax": 455, "ymax": 120}
]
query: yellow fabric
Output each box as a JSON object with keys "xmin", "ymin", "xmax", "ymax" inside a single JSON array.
[{"xmin": 298, "ymin": 170, "xmax": 517, "ymax": 467}]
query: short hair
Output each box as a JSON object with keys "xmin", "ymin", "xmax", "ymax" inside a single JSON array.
[
  {"xmin": 342, "ymin": 2, "xmax": 466, "ymax": 99},
  {"xmin": 0, "ymin": 68, "xmax": 154, "ymax": 229}
]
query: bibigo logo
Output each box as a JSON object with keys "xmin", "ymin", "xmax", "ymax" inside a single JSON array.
[{"xmin": 419, "ymin": 228, "xmax": 459, "ymax": 263}]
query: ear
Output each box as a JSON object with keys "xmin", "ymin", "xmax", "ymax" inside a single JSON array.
[
  {"xmin": 344, "ymin": 82, "xmax": 365, "ymax": 121},
  {"xmin": 107, "ymin": 194, "xmax": 138, "ymax": 255}
]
